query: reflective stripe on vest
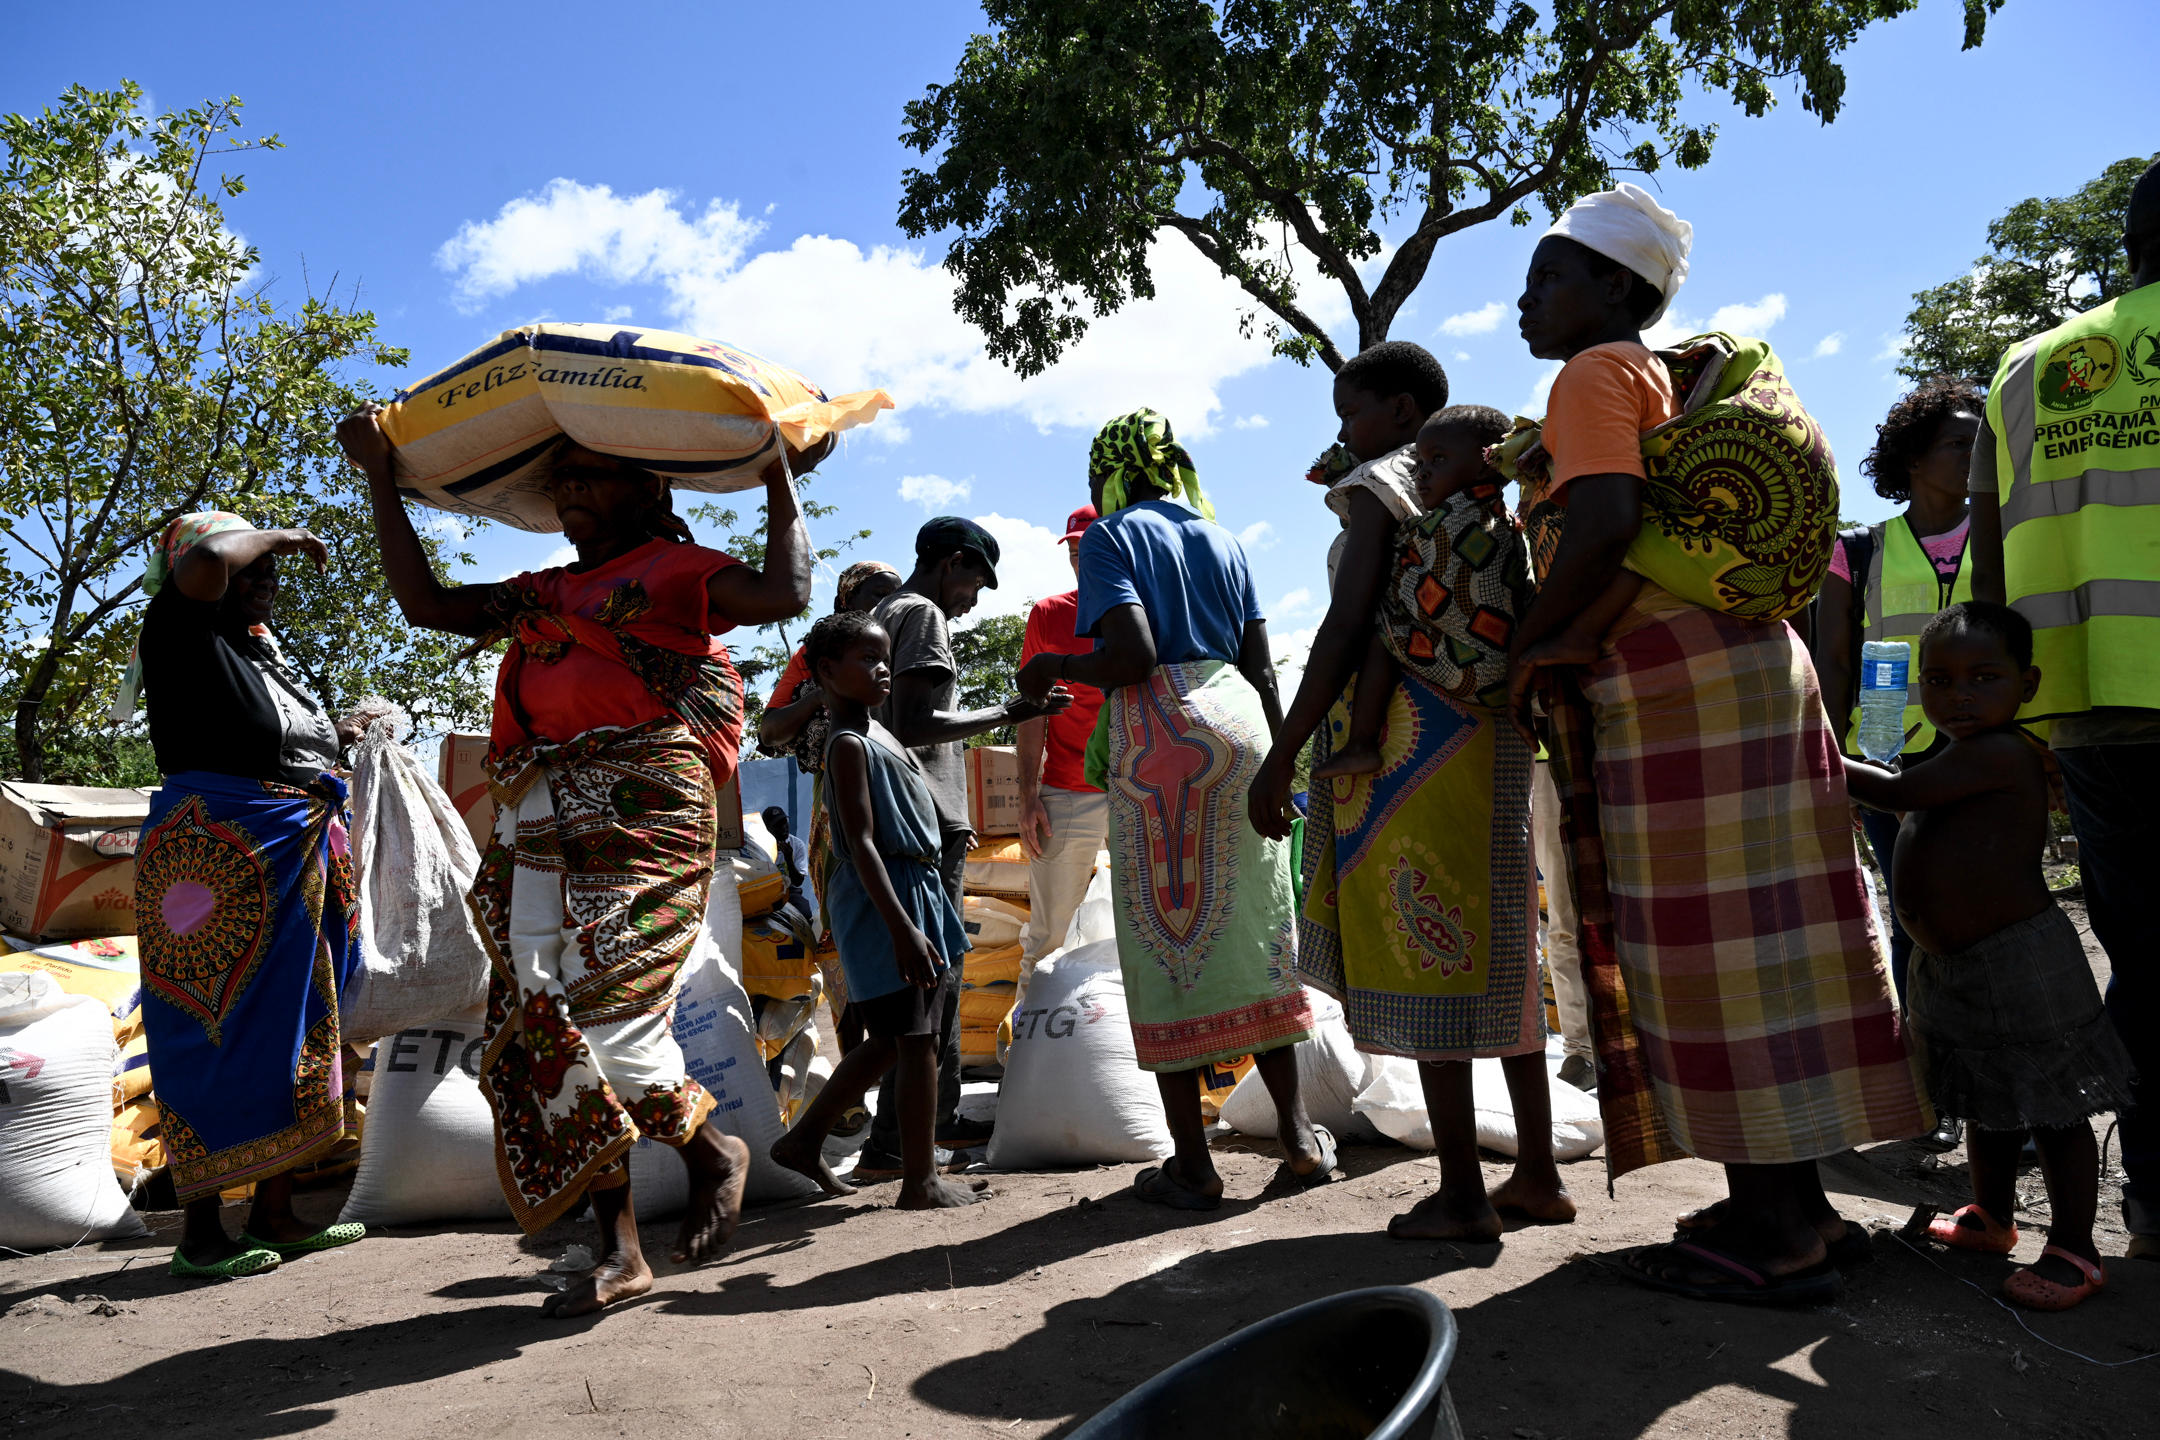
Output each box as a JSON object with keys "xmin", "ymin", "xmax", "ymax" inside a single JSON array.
[
  {"xmin": 1988, "ymin": 285, "xmax": 2160, "ymax": 720},
  {"xmin": 1850, "ymin": 517, "xmax": 1971, "ymax": 754}
]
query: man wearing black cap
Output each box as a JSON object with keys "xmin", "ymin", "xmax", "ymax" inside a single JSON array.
[{"xmin": 859, "ymin": 516, "xmax": 1069, "ymax": 1172}]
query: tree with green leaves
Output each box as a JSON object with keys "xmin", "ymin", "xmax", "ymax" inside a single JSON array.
[
  {"xmin": 0, "ymin": 82, "xmax": 488, "ymax": 785},
  {"xmin": 1900, "ymin": 154, "xmax": 2160, "ymax": 384},
  {"xmin": 690, "ymin": 479, "xmax": 871, "ymax": 752},
  {"xmin": 899, "ymin": 0, "xmax": 1997, "ymax": 375},
  {"xmin": 952, "ymin": 613, "xmax": 1029, "ymax": 749}
]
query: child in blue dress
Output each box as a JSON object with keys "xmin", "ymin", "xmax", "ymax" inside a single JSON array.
[{"xmin": 769, "ymin": 610, "xmax": 988, "ymax": 1209}]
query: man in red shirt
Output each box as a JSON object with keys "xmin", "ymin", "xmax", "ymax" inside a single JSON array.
[{"xmin": 1015, "ymin": 506, "xmax": 1109, "ymax": 966}]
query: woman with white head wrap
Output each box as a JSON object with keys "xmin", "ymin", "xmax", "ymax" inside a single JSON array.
[{"xmin": 1506, "ymin": 186, "xmax": 1931, "ymax": 1307}]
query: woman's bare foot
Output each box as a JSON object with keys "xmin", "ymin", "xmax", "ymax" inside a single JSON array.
[
  {"xmin": 770, "ymin": 1129, "xmax": 857, "ymax": 1197},
  {"xmin": 1312, "ymin": 743, "xmax": 1384, "ymax": 781},
  {"xmin": 1490, "ymin": 1173, "xmax": 1577, "ymax": 1224},
  {"xmin": 672, "ymin": 1125, "xmax": 750, "ymax": 1264},
  {"xmin": 1387, "ymin": 1188, "xmax": 1504, "ymax": 1242},
  {"xmin": 896, "ymin": 1174, "xmax": 992, "ymax": 1210},
  {"xmin": 541, "ymin": 1251, "xmax": 653, "ymax": 1318}
]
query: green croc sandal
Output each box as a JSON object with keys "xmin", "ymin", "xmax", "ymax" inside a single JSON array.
[
  {"xmin": 171, "ymin": 1247, "xmax": 282, "ymax": 1280},
  {"xmin": 240, "ymin": 1223, "xmax": 365, "ymax": 1258}
]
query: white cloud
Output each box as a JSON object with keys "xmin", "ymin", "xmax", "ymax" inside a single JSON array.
[
  {"xmin": 420, "ymin": 512, "xmax": 472, "ymax": 543},
  {"xmin": 1270, "ymin": 624, "xmax": 1320, "ymax": 695},
  {"xmin": 1521, "ymin": 361, "xmax": 1564, "ymax": 417},
  {"xmin": 437, "ymin": 179, "xmax": 1358, "ymax": 436},
  {"xmin": 603, "ymin": 304, "xmax": 634, "ymax": 322},
  {"xmin": 1238, "ymin": 520, "xmax": 1277, "ymax": 551},
  {"xmin": 436, "ymin": 180, "xmax": 760, "ymax": 310},
  {"xmin": 1812, "ymin": 332, "xmax": 1845, "ymax": 359},
  {"xmin": 497, "ymin": 543, "xmax": 578, "ymax": 580},
  {"xmin": 963, "ymin": 513, "xmax": 1075, "ymax": 622},
  {"xmin": 1439, "ymin": 301, "xmax": 1507, "ymax": 337},
  {"xmin": 1874, "ymin": 333, "xmax": 1913, "ymax": 363},
  {"xmin": 1233, "ymin": 414, "xmax": 1270, "ymax": 430},
  {"xmin": 1454, "ymin": 350, "xmax": 1471, "ymax": 362},
  {"xmin": 898, "ymin": 473, "xmax": 971, "ymax": 511},
  {"xmin": 1272, "ymin": 587, "xmax": 1320, "ymax": 622},
  {"xmin": 1643, "ymin": 291, "xmax": 1787, "ymax": 350}
]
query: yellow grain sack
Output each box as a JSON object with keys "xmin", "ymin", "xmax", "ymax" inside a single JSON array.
[
  {"xmin": 111, "ymin": 1094, "xmax": 163, "ymax": 1189},
  {"xmin": 734, "ymin": 846, "xmax": 787, "ymax": 920},
  {"xmin": 964, "ymin": 838, "xmax": 1031, "ymax": 899},
  {"xmin": 963, "ymin": 894, "xmax": 1029, "ymax": 950},
  {"xmin": 0, "ymin": 937, "xmax": 140, "ymax": 1013},
  {"xmin": 740, "ymin": 914, "xmax": 817, "ymax": 1001},
  {"xmin": 378, "ymin": 323, "xmax": 893, "ymax": 533},
  {"xmin": 964, "ymin": 943, "xmax": 1024, "ymax": 988},
  {"xmin": 1197, "ymin": 1054, "xmax": 1255, "ymax": 1121},
  {"xmin": 959, "ymin": 982, "xmax": 1017, "ymax": 1027}
]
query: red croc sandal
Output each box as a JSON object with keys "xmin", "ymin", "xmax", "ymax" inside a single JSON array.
[
  {"xmin": 2003, "ymin": 1245, "xmax": 2106, "ymax": 1312},
  {"xmin": 1926, "ymin": 1204, "xmax": 2019, "ymax": 1254}
]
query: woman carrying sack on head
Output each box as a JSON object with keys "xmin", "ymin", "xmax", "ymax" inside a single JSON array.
[
  {"xmin": 123, "ymin": 513, "xmax": 369, "ymax": 1279},
  {"xmin": 1015, "ymin": 409, "xmax": 1326, "ymax": 1211},
  {"xmin": 338, "ymin": 402, "xmax": 812, "ymax": 1318}
]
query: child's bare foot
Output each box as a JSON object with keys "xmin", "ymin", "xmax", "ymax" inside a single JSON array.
[
  {"xmin": 671, "ymin": 1125, "xmax": 750, "ymax": 1264},
  {"xmin": 896, "ymin": 1174, "xmax": 992, "ymax": 1209},
  {"xmin": 1386, "ymin": 1189, "xmax": 1504, "ymax": 1242},
  {"xmin": 1490, "ymin": 1173, "xmax": 1577, "ymax": 1225},
  {"xmin": 1312, "ymin": 743, "xmax": 1384, "ymax": 781},
  {"xmin": 770, "ymin": 1129, "xmax": 856, "ymax": 1197},
  {"xmin": 541, "ymin": 1251, "xmax": 652, "ymax": 1318}
]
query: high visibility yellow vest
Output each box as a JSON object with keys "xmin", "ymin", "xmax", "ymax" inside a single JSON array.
[
  {"xmin": 1987, "ymin": 284, "xmax": 2160, "ymax": 721},
  {"xmin": 1845, "ymin": 517, "xmax": 1972, "ymax": 755}
]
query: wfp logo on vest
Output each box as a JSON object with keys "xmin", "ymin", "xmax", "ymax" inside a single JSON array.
[{"xmin": 2039, "ymin": 336, "xmax": 2121, "ymax": 413}]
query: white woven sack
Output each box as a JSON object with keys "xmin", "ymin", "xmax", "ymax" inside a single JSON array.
[
  {"xmin": 340, "ymin": 715, "xmax": 488, "ymax": 1045},
  {"xmin": 338, "ymin": 1009, "xmax": 503, "ymax": 1226},
  {"xmin": 670, "ymin": 877, "xmax": 818, "ymax": 1203},
  {"xmin": 1216, "ymin": 988, "xmax": 1384, "ymax": 1145},
  {"xmin": 986, "ymin": 938, "xmax": 1172, "ymax": 1169},
  {"xmin": 1350, "ymin": 1054, "xmax": 1605, "ymax": 1161},
  {"xmin": 0, "ymin": 972, "xmax": 147, "ymax": 1249}
]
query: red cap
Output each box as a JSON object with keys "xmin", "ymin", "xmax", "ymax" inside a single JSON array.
[{"xmin": 1060, "ymin": 504, "xmax": 1099, "ymax": 544}]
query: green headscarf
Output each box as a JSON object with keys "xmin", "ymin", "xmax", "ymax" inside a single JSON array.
[{"xmin": 1087, "ymin": 409, "xmax": 1215, "ymax": 520}]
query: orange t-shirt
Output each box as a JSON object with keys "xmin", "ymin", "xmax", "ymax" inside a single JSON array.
[
  {"xmin": 1541, "ymin": 341, "xmax": 1677, "ymax": 497},
  {"xmin": 767, "ymin": 645, "xmax": 811, "ymax": 711}
]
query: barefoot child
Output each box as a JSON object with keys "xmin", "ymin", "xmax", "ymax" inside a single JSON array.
[
  {"xmin": 770, "ymin": 611, "xmax": 991, "ymax": 1210},
  {"xmin": 1844, "ymin": 602, "xmax": 2135, "ymax": 1310},
  {"xmin": 1314, "ymin": 404, "xmax": 1524, "ymax": 780}
]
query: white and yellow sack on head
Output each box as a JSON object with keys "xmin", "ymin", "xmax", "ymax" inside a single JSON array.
[{"xmin": 378, "ymin": 323, "xmax": 893, "ymax": 533}]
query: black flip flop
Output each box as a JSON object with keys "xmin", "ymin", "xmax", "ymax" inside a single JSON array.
[
  {"xmin": 1279, "ymin": 1124, "xmax": 1340, "ymax": 1188},
  {"xmin": 1676, "ymin": 1205, "xmax": 1873, "ymax": 1268},
  {"xmin": 1622, "ymin": 1240, "xmax": 1842, "ymax": 1307},
  {"xmin": 1134, "ymin": 1165, "xmax": 1222, "ymax": 1212}
]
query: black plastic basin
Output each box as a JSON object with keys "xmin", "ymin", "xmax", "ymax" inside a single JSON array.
[{"xmin": 1068, "ymin": 1285, "xmax": 1464, "ymax": 1440}]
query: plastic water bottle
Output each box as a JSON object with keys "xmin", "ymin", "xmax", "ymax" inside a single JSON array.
[{"xmin": 1856, "ymin": 639, "xmax": 1911, "ymax": 764}]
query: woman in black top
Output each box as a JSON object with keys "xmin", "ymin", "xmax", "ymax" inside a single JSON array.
[{"xmin": 127, "ymin": 513, "xmax": 369, "ymax": 1279}]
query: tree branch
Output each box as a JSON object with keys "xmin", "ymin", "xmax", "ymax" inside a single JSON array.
[{"xmin": 1155, "ymin": 212, "xmax": 1347, "ymax": 370}]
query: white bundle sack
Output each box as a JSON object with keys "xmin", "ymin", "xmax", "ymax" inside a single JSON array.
[
  {"xmin": 340, "ymin": 709, "xmax": 489, "ymax": 1046},
  {"xmin": 1216, "ymin": 989, "xmax": 1384, "ymax": 1145},
  {"xmin": 1345, "ymin": 1053, "xmax": 1605, "ymax": 1161},
  {"xmin": 339, "ymin": 1010, "xmax": 504, "ymax": 1226},
  {"xmin": 963, "ymin": 895, "xmax": 1030, "ymax": 952},
  {"xmin": 670, "ymin": 877, "xmax": 819, "ymax": 1203},
  {"xmin": 337, "ymin": 1011, "xmax": 695, "ymax": 1226},
  {"xmin": 987, "ymin": 938, "xmax": 1172, "ymax": 1170},
  {"xmin": 0, "ymin": 972, "xmax": 147, "ymax": 1248}
]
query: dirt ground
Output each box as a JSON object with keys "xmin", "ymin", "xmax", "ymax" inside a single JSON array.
[{"xmin": 5, "ymin": 902, "xmax": 2155, "ymax": 1439}]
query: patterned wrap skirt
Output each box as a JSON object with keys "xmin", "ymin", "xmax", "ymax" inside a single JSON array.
[
  {"xmin": 135, "ymin": 770, "xmax": 358, "ymax": 1201},
  {"xmin": 1581, "ymin": 585, "xmax": 1931, "ymax": 1165},
  {"xmin": 470, "ymin": 719, "xmax": 719, "ymax": 1234},
  {"xmin": 1299, "ymin": 671, "xmax": 1539, "ymax": 1061},
  {"xmin": 1103, "ymin": 661, "xmax": 1313, "ymax": 1071}
]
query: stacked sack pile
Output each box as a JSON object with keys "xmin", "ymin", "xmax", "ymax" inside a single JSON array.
[
  {"xmin": 735, "ymin": 813, "xmax": 830, "ymax": 1125},
  {"xmin": 956, "ymin": 746, "xmax": 1036, "ymax": 1069}
]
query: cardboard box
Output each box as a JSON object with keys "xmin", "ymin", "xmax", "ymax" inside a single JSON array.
[
  {"xmin": 0, "ymin": 781, "xmax": 152, "ymax": 940},
  {"xmin": 437, "ymin": 733, "xmax": 495, "ymax": 854},
  {"xmin": 438, "ymin": 733, "xmax": 744, "ymax": 852},
  {"xmin": 965, "ymin": 745, "xmax": 1022, "ymax": 836}
]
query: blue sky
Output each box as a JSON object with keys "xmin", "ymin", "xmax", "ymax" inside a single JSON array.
[{"xmin": 5, "ymin": 0, "xmax": 2148, "ymax": 682}]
